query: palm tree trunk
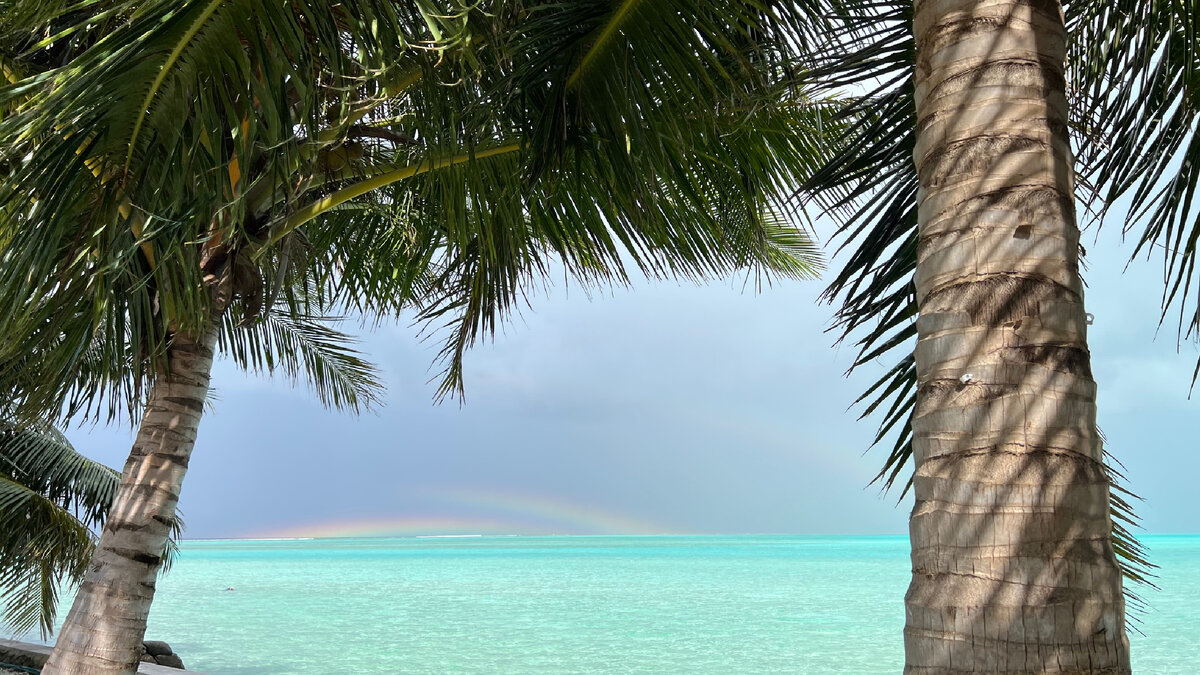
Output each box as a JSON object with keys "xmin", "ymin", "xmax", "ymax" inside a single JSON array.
[
  {"xmin": 42, "ymin": 323, "xmax": 219, "ymax": 675},
  {"xmin": 906, "ymin": 0, "xmax": 1130, "ymax": 672}
]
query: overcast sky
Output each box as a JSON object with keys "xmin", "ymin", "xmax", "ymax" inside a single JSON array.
[{"xmin": 67, "ymin": 216, "xmax": 1200, "ymax": 539}]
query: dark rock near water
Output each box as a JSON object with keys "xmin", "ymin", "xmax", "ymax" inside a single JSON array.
[
  {"xmin": 140, "ymin": 640, "xmax": 185, "ymax": 669},
  {"xmin": 143, "ymin": 641, "xmax": 173, "ymax": 657},
  {"xmin": 154, "ymin": 653, "xmax": 186, "ymax": 669}
]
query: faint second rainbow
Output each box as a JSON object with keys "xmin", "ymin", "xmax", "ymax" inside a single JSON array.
[
  {"xmin": 423, "ymin": 487, "xmax": 674, "ymax": 535},
  {"xmin": 248, "ymin": 515, "xmax": 528, "ymax": 540},
  {"xmin": 248, "ymin": 488, "xmax": 675, "ymax": 539}
]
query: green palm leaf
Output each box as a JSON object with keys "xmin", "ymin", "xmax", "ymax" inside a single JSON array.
[
  {"xmin": 1072, "ymin": 0, "xmax": 1200, "ymax": 359},
  {"xmin": 0, "ymin": 418, "xmax": 111, "ymax": 638},
  {"xmin": 219, "ymin": 307, "xmax": 384, "ymax": 412}
]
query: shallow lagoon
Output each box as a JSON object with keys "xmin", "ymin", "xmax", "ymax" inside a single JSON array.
[{"xmin": 30, "ymin": 535, "xmax": 1200, "ymax": 673}]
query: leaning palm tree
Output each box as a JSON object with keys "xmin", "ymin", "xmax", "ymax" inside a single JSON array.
[
  {"xmin": 0, "ymin": 1, "xmax": 830, "ymax": 672},
  {"xmin": 802, "ymin": 0, "xmax": 1197, "ymax": 671}
]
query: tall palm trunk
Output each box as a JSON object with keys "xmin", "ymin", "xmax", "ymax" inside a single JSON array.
[
  {"xmin": 905, "ymin": 0, "xmax": 1129, "ymax": 672},
  {"xmin": 43, "ymin": 323, "xmax": 219, "ymax": 675}
]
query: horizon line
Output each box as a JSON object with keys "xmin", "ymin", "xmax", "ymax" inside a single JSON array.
[{"xmin": 174, "ymin": 532, "xmax": 1198, "ymax": 542}]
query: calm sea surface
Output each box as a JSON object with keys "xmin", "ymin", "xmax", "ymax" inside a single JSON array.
[{"xmin": 32, "ymin": 535, "xmax": 1200, "ymax": 673}]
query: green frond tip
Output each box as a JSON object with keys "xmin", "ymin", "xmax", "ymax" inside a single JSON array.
[{"xmin": 219, "ymin": 308, "xmax": 384, "ymax": 412}]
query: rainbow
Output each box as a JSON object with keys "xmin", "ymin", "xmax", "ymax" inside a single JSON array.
[
  {"xmin": 248, "ymin": 516, "xmax": 526, "ymax": 540},
  {"xmin": 248, "ymin": 488, "xmax": 675, "ymax": 540}
]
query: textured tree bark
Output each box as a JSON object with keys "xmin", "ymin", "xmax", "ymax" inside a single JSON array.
[
  {"xmin": 43, "ymin": 324, "xmax": 219, "ymax": 675},
  {"xmin": 906, "ymin": 0, "xmax": 1130, "ymax": 672}
]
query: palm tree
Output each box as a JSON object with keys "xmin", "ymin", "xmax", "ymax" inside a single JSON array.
[
  {"xmin": 902, "ymin": 1, "xmax": 1128, "ymax": 668},
  {"xmin": 0, "ymin": 1, "xmax": 830, "ymax": 672},
  {"xmin": 803, "ymin": 0, "xmax": 1198, "ymax": 671}
]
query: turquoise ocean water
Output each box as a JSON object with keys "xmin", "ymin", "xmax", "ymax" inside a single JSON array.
[{"xmin": 31, "ymin": 535, "xmax": 1200, "ymax": 673}]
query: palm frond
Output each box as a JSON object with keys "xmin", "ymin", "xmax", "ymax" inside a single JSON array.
[
  {"xmin": 0, "ymin": 419, "xmax": 118, "ymax": 527},
  {"xmin": 0, "ymin": 418, "xmax": 108, "ymax": 637},
  {"xmin": 219, "ymin": 307, "xmax": 384, "ymax": 412},
  {"xmin": 275, "ymin": 1, "xmax": 836, "ymax": 397},
  {"xmin": 1069, "ymin": 0, "xmax": 1200, "ymax": 366},
  {"xmin": 0, "ymin": 474, "xmax": 92, "ymax": 638}
]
